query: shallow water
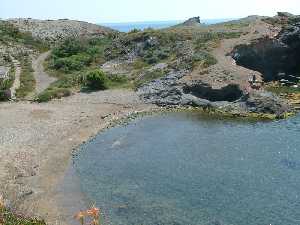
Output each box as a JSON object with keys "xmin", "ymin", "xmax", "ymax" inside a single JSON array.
[{"xmin": 74, "ymin": 112, "xmax": 300, "ymax": 225}]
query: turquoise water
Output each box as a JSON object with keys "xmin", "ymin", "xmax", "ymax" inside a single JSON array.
[
  {"xmin": 100, "ymin": 19, "xmax": 235, "ymax": 32},
  {"xmin": 74, "ymin": 113, "xmax": 300, "ymax": 225}
]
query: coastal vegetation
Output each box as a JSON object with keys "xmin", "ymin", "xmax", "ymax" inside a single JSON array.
[
  {"xmin": 0, "ymin": 21, "xmax": 49, "ymax": 52},
  {"xmin": 37, "ymin": 37, "xmax": 126, "ymax": 101},
  {"xmin": 0, "ymin": 66, "xmax": 15, "ymax": 101},
  {"xmin": 15, "ymin": 57, "xmax": 36, "ymax": 98},
  {"xmin": 83, "ymin": 69, "xmax": 109, "ymax": 90},
  {"xmin": 0, "ymin": 196, "xmax": 45, "ymax": 225},
  {"xmin": 0, "ymin": 209, "xmax": 46, "ymax": 225},
  {"xmin": 37, "ymin": 20, "xmax": 247, "ymax": 102}
]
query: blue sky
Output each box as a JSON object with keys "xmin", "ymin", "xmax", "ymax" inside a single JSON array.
[{"xmin": 1, "ymin": 0, "xmax": 300, "ymax": 23}]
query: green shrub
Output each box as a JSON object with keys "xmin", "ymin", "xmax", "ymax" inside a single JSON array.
[
  {"xmin": 51, "ymin": 53, "xmax": 92, "ymax": 72},
  {"xmin": 36, "ymin": 88, "xmax": 71, "ymax": 102},
  {"xmin": 52, "ymin": 39, "xmax": 87, "ymax": 58},
  {"xmin": 0, "ymin": 207, "xmax": 46, "ymax": 225},
  {"xmin": 84, "ymin": 70, "xmax": 108, "ymax": 90}
]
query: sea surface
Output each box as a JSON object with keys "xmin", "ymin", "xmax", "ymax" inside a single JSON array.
[
  {"xmin": 74, "ymin": 112, "xmax": 300, "ymax": 225},
  {"xmin": 100, "ymin": 19, "xmax": 235, "ymax": 32}
]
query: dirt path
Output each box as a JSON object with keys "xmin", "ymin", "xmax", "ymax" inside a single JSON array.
[
  {"xmin": 185, "ymin": 20, "xmax": 280, "ymax": 90},
  {"xmin": 0, "ymin": 90, "xmax": 155, "ymax": 225},
  {"xmin": 32, "ymin": 51, "xmax": 57, "ymax": 94},
  {"xmin": 10, "ymin": 57, "xmax": 21, "ymax": 100}
]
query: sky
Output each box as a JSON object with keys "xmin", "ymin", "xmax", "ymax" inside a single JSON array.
[{"xmin": 1, "ymin": 0, "xmax": 300, "ymax": 23}]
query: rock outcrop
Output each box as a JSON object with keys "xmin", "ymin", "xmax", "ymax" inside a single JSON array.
[
  {"xmin": 137, "ymin": 70, "xmax": 291, "ymax": 116},
  {"xmin": 8, "ymin": 18, "xmax": 116, "ymax": 43},
  {"xmin": 277, "ymin": 12, "xmax": 295, "ymax": 18},
  {"xmin": 232, "ymin": 18, "xmax": 300, "ymax": 82},
  {"xmin": 180, "ymin": 17, "xmax": 201, "ymax": 26}
]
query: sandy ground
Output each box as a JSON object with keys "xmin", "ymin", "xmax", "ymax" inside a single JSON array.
[{"xmin": 0, "ymin": 90, "xmax": 156, "ymax": 225}]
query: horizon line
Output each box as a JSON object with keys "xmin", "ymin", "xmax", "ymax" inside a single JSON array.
[{"xmin": 2, "ymin": 16, "xmax": 254, "ymax": 24}]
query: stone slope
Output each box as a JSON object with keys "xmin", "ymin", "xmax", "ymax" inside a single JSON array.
[{"xmin": 8, "ymin": 18, "xmax": 116, "ymax": 43}]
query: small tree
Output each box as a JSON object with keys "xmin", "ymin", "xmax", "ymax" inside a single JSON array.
[{"xmin": 85, "ymin": 70, "xmax": 108, "ymax": 90}]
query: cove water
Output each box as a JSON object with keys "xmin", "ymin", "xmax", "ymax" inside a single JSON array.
[
  {"xmin": 100, "ymin": 19, "xmax": 235, "ymax": 32},
  {"xmin": 73, "ymin": 112, "xmax": 300, "ymax": 225}
]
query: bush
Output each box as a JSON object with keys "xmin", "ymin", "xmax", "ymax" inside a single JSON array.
[
  {"xmin": 37, "ymin": 88, "xmax": 72, "ymax": 102},
  {"xmin": 85, "ymin": 70, "xmax": 108, "ymax": 90},
  {"xmin": 52, "ymin": 39, "xmax": 87, "ymax": 58},
  {"xmin": 51, "ymin": 53, "xmax": 92, "ymax": 72}
]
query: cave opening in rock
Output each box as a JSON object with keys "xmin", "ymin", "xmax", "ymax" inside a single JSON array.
[
  {"xmin": 183, "ymin": 84, "xmax": 243, "ymax": 102},
  {"xmin": 232, "ymin": 29, "xmax": 300, "ymax": 83}
]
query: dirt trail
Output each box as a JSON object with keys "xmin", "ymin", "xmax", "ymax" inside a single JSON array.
[
  {"xmin": 185, "ymin": 20, "xmax": 280, "ymax": 90},
  {"xmin": 32, "ymin": 51, "xmax": 57, "ymax": 94},
  {"xmin": 10, "ymin": 57, "xmax": 21, "ymax": 100}
]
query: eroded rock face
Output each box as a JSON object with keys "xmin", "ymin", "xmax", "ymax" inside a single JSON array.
[{"xmin": 232, "ymin": 22, "xmax": 300, "ymax": 82}]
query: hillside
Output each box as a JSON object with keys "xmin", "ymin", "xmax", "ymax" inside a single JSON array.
[
  {"xmin": 8, "ymin": 18, "xmax": 117, "ymax": 43},
  {"xmin": 1, "ymin": 15, "xmax": 298, "ymax": 115}
]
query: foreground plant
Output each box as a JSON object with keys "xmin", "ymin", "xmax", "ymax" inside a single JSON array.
[
  {"xmin": 0, "ymin": 195, "xmax": 4, "ymax": 210},
  {"xmin": 74, "ymin": 206, "xmax": 101, "ymax": 225}
]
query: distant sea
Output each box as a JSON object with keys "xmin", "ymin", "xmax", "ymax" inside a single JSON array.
[{"xmin": 100, "ymin": 18, "xmax": 236, "ymax": 32}]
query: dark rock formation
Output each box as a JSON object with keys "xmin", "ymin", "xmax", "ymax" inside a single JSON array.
[
  {"xmin": 181, "ymin": 17, "xmax": 201, "ymax": 26},
  {"xmin": 245, "ymin": 92, "xmax": 290, "ymax": 115},
  {"xmin": 137, "ymin": 70, "xmax": 290, "ymax": 115},
  {"xmin": 232, "ymin": 21, "xmax": 300, "ymax": 82}
]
